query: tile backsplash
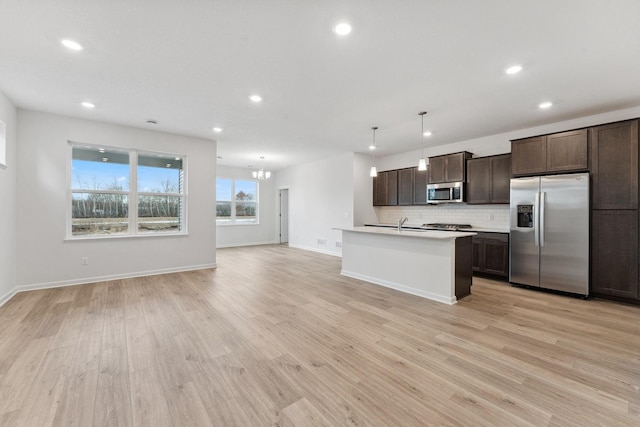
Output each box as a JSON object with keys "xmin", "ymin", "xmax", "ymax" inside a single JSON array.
[{"xmin": 374, "ymin": 204, "xmax": 510, "ymax": 229}]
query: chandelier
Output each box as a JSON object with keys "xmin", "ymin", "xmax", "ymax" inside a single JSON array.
[{"xmin": 252, "ymin": 156, "xmax": 271, "ymax": 180}]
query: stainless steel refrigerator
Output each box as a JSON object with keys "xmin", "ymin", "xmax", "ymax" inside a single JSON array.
[{"xmin": 509, "ymin": 172, "xmax": 589, "ymax": 296}]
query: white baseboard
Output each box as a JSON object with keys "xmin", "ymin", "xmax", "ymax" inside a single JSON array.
[
  {"xmin": 340, "ymin": 269, "xmax": 457, "ymax": 305},
  {"xmin": 288, "ymin": 243, "xmax": 342, "ymax": 257},
  {"xmin": 216, "ymin": 240, "xmax": 278, "ymax": 248},
  {"xmin": 0, "ymin": 287, "xmax": 18, "ymax": 307},
  {"xmin": 0, "ymin": 263, "xmax": 217, "ymax": 307}
]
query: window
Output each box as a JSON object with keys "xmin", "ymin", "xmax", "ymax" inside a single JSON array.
[
  {"xmin": 69, "ymin": 143, "xmax": 186, "ymax": 238},
  {"xmin": 216, "ymin": 178, "xmax": 258, "ymax": 225}
]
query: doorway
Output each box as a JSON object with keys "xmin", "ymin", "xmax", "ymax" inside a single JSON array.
[{"xmin": 279, "ymin": 188, "xmax": 289, "ymax": 244}]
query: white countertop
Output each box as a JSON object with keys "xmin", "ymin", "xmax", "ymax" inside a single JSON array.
[
  {"xmin": 364, "ymin": 223, "xmax": 509, "ymax": 234},
  {"xmin": 337, "ymin": 226, "xmax": 476, "ymax": 240}
]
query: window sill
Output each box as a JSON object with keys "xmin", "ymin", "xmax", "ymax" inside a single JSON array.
[
  {"xmin": 65, "ymin": 232, "xmax": 189, "ymax": 242},
  {"xmin": 216, "ymin": 223, "xmax": 260, "ymax": 227}
]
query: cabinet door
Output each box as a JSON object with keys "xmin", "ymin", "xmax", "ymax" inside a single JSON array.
[
  {"xmin": 591, "ymin": 120, "xmax": 639, "ymax": 210},
  {"xmin": 490, "ymin": 154, "xmax": 511, "ymax": 204},
  {"xmin": 466, "ymin": 157, "xmax": 491, "ymax": 204},
  {"xmin": 592, "ymin": 210, "xmax": 639, "ymax": 299},
  {"xmin": 511, "ymin": 136, "xmax": 547, "ymax": 176},
  {"xmin": 483, "ymin": 241, "xmax": 509, "ymax": 277},
  {"xmin": 385, "ymin": 170, "xmax": 398, "ymax": 206},
  {"xmin": 373, "ymin": 174, "xmax": 386, "ymax": 206},
  {"xmin": 428, "ymin": 156, "xmax": 446, "ymax": 184},
  {"xmin": 414, "ymin": 167, "xmax": 428, "ymax": 205},
  {"xmin": 546, "ymin": 129, "xmax": 588, "ymax": 173},
  {"xmin": 471, "ymin": 238, "xmax": 483, "ymax": 272},
  {"xmin": 445, "ymin": 152, "xmax": 466, "ymax": 182},
  {"xmin": 398, "ymin": 168, "xmax": 414, "ymax": 205}
]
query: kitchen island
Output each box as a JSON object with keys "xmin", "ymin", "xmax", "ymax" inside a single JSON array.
[{"xmin": 338, "ymin": 226, "xmax": 475, "ymax": 305}]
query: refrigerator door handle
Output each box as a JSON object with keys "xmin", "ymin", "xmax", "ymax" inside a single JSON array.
[
  {"xmin": 534, "ymin": 191, "xmax": 540, "ymax": 247},
  {"xmin": 540, "ymin": 191, "xmax": 546, "ymax": 246}
]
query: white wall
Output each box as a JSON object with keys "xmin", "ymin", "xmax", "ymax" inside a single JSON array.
[
  {"xmin": 275, "ymin": 152, "xmax": 354, "ymax": 256},
  {"xmin": 216, "ymin": 164, "xmax": 278, "ymax": 247},
  {"xmin": 16, "ymin": 110, "xmax": 217, "ymax": 290},
  {"xmin": 0, "ymin": 91, "xmax": 18, "ymax": 304},
  {"xmin": 353, "ymin": 152, "xmax": 378, "ymax": 226}
]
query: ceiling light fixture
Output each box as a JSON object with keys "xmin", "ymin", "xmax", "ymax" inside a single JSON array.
[
  {"xmin": 81, "ymin": 101, "xmax": 95, "ymax": 109},
  {"xmin": 506, "ymin": 64, "xmax": 523, "ymax": 75},
  {"xmin": 370, "ymin": 126, "xmax": 378, "ymax": 177},
  {"xmin": 212, "ymin": 127, "xmax": 223, "ymax": 133},
  {"xmin": 423, "ymin": 131, "xmax": 432, "ymax": 137},
  {"xmin": 418, "ymin": 112, "xmax": 428, "ymax": 171},
  {"xmin": 249, "ymin": 95, "xmax": 262, "ymax": 103},
  {"xmin": 539, "ymin": 101, "xmax": 553, "ymax": 109},
  {"xmin": 61, "ymin": 39, "xmax": 83, "ymax": 51},
  {"xmin": 334, "ymin": 23, "xmax": 352, "ymax": 36},
  {"xmin": 252, "ymin": 156, "xmax": 271, "ymax": 180}
]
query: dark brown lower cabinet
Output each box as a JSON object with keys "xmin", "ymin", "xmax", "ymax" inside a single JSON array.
[
  {"xmin": 592, "ymin": 210, "xmax": 639, "ymax": 300},
  {"xmin": 472, "ymin": 233, "xmax": 509, "ymax": 278}
]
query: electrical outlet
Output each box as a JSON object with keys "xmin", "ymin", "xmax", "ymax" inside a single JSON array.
[
  {"xmin": 81, "ymin": 257, "xmax": 89, "ymax": 266},
  {"xmin": 317, "ymin": 238, "xmax": 327, "ymax": 246},
  {"xmin": 335, "ymin": 241, "xmax": 342, "ymax": 248}
]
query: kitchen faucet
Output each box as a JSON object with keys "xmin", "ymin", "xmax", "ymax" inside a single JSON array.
[{"xmin": 398, "ymin": 216, "xmax": 408, "ymax": 231}]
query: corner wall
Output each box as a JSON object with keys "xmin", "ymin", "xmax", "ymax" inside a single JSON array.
[
  {"xmin": 16, "ymin": 110, "xmax": 217, "ymax": 290},
  {"xmin": 274, "ymin": 152, "xmax": 354, "ymax": 256},
  {"xmin": 0, "ymin": 91, "xmax": 18, "ymax": 304}
]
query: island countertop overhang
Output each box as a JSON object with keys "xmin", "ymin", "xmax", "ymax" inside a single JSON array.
[{"xmin": 334, "ymin": 226, "xmax": 476, "ymax": 240}]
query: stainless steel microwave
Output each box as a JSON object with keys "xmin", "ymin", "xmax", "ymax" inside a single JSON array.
[{"xmin": 427, "ymin": 182, "xmax": 465, "ymax": 204}]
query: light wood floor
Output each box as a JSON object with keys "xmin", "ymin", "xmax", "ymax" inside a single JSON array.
[{"xmin": 0, "ymin": 245, "xmax": 639, "ymax": 426}]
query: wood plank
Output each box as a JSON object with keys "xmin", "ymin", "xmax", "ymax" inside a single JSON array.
[{"xmin": 0, "ymin": 245, "xmax": 639, "ymax": 425}]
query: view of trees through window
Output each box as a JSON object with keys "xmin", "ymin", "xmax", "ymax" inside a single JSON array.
[
  {"xmin": 71, "ymin": 145, "xmax": 185, "ymax": 236},
  {"xmin": 216, "ymin": 178, "xmax": 258, "ymax": 224}
]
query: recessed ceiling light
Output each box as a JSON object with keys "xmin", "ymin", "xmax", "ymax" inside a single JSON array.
[
  {"xmin": 505, "ymin": 65, "xmax": 523, "ymax": 75},
  {"xmin": 423, "ymin": 131, "xmax": 432, "ymax": 137},
  {"xmin": 539, "ymin": 101, "xmax": 553, "ymax": 109},
  {"xmin": 212, "ymin": 127, "xmax": 223, "ymax": 132},
  {"xmin": 249, "ymin": 95, "xmax": 262, "ymax": 103},
  {"xmin": 334, "ymin": 23, "xmax": 352, "ymax": 36},
  {"xmin": 61, "ymin": 39, "xmax": 83, "ymax": 51},
  {"xmin": 369, "ymin": 145, "xmax": 376, "ymax": 150},
  {"xmin": 81, "ymin": 101, "xmax": 95, "ymax": 109}
]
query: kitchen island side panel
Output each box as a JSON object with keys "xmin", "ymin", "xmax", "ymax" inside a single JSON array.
[{"xmin": 340, "ymin": 230, "xmax": 458, "ymax": 304}]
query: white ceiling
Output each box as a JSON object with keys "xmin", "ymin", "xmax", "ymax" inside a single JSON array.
[{"xmin": 1, "ymin": 1, "xmax": 639, "ymax": 171}]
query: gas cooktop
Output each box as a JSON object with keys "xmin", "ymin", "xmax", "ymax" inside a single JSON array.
[{"xmin": 422, "ymin": 223, "xmax": 473, "ymax": 231}]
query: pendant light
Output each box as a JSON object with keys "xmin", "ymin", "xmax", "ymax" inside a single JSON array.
[
  {"xmin": 252, "ymin": 156, "xmax": 271, "ymax": 180},
  {"xmin": 369, "ymin": 126, "xmax": 378, "ymax": 177},
  {"xmin": 418, "ymin": 111, "xmax": 427, "ymax": 171}
]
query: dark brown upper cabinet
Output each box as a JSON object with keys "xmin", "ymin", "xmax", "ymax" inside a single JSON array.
[
  {"xmin": 591, "ymin": 119, "xmax": 639, "ymax": 210},
  {"xmin": 466, "ymin": 154, "xmax": 511, "ymax": 204},
  {"xmin": 511, "ymin": 130, "xmax": 588, "ymax": 177},
  {"xmin": 428, "ymin": 152, "xmax": 472, "ymax": 183},
  {"xmin": 372, "ymin": 170, "xmax": 398, "ymax": 206},
  {"xmin": 413, "ymin": 167, "xmax": 429, "ymax": 205},
  {"xmin": 398, "ymin": 168, "xmax": 414, "ymax": 206}
]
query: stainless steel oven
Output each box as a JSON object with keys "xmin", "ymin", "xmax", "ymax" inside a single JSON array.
[{"xmin": 427, "ymin": 182, "xmax": 464, "ymax": 204}]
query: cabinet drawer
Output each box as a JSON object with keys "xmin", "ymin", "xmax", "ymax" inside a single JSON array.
[{"xmin": 474, "ymin": 232, "xmax": 508, "ymax": 243}]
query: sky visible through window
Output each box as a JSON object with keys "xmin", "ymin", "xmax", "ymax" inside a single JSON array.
[{"xmin": 72, "ymin": 160, "xmax": 180, "ymax": 192}]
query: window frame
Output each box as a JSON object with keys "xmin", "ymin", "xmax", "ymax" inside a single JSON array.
[
  {"xmin": 66, "ymin": 141, "xmax": 188, "ymax": 240},
  {"xmin": 0, "ymin": 120, "xmax": 6, "ymax": 169},
  {"xmin": 216, "ymin": 177, "xmax": 260, "ymax": 226}
]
